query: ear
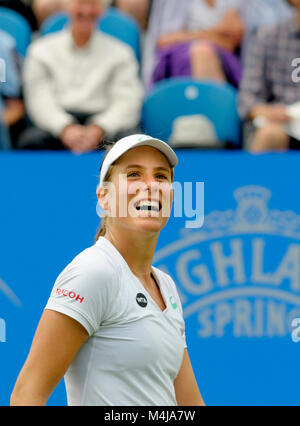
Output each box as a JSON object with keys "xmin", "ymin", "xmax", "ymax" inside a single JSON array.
[{"xmin": 96, "ymin": 184, "xmax": 109, "ymax": 211}]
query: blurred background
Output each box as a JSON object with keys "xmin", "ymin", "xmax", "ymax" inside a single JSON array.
[{"xmin": 1, "ymin": 0, "xmax": 300, "ymax": 406}]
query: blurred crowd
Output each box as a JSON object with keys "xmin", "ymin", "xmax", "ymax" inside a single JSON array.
[{"xmin": 1, "ymin": 0, "xmax": 300, "ymax": 153}]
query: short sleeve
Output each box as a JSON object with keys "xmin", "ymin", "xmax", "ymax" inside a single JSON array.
[{"xmin": 45, "ymin": 248, "xmax": 119, "ymax": 336}]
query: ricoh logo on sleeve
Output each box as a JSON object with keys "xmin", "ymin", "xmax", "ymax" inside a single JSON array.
[{"xmin": 55, "ymin": 288, "xmax": 85, "ymax": 303}]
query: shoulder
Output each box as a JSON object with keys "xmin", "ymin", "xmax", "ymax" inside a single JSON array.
[
  {"xmin": 256, "ymin": 18, "xmax": 292, "ymax": 41},
  {"xmin": 73, "ymin": 244, "xmax": 117, "ymax": 274},
  {"xmin": 54, "ymin": 244, "xmax": 119, "ymax": 298},
  {"xmin": 95, "ymin": 30, "xmax": 136, "ymax": 60},
  {"xmin": 26, "ymin": 30, "xmax": 67, "ymax": 58},
  {"xmin": 47, "ymin": 244, "xmax": 119, "ymax": 335}
]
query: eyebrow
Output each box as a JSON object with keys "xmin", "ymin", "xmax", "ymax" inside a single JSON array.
[{"xmin": 126, "ymin": 165, "xmax": 171, "ymax": 173}]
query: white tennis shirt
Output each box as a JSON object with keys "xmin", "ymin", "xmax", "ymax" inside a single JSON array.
[{"xmin": 45, "ymin": 237, "xmax": 187, "ymax": 406}]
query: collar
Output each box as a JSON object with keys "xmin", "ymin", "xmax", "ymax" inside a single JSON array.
[
  {"xmin": 96, "ymin": 236, "xmax": 129, "ymax": 271},
  {"xmin": 96, "ymin": 236, "xmax": 156, "ymax": 279},
  {"xmin": 64, "ymin": 26, "xmax": 98, "ymax": 52}
]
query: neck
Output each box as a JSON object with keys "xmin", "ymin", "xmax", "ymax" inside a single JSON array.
[
  {"xmin": 72, "ymin": 27, "xmax": 93, "ymax": 48},
  {"xmin": 104, "ymin": 228, "xmax": 159, "ymax": 276}
]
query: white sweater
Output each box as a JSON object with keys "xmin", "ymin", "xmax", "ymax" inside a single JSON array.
[{"xmin": 23, "ymin": 29, "xmax": 144, "ymax": 137}]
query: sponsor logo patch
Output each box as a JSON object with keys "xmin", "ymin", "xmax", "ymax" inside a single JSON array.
[{"xmin": 136, "ymin": 293, "xmax": 148, "ymax": 308}]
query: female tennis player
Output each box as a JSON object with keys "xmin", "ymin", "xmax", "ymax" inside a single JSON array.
[{"xmin": 10, "ymin": 134, "xmax": 205, "ymax": 406}]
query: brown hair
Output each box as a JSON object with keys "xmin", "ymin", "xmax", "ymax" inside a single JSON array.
[
  {"xmin": 94, "ymin": 143, "xmax": 115, "ymax": 243},
  {"xmin": 94, "ymin": 143, "xmax": 175, "ymax": 243}
]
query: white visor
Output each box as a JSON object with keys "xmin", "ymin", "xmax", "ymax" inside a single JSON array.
[{"xmin": 99, "ymin": 134, "xmax": 178, "ymax": 185}]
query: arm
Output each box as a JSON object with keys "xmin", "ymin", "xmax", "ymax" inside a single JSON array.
[
  {"xmin": 189, "ymin": 10, "xmax": 244, "ymax": 51},
  {"xmin": 209, "ymin": 10, "xmax": 244, "ymax": 47},
  {"xmin": 174, "ymin": 349, "xmax": 205, "ymax": 406},
  {"xmin": 60, "ymin": 124, "xmax": 104, "ymax": 154},
  {"xmin": 87, "ymin": 49, "xmax": 143, "ymax": 137},
  {"xmin": 10, "ymin": 310, "xmax": 89, "ymax": 406},
  {"xmin": 23, "ymin": 46, "xmax": 75, "ymax": 137},
  {"xmin": 11, "ymin": 250, "xmax": 118, "ymax": 406},
  {"xmin": 238, "ymin": 29, "xmax": 271, "ymax": 121},
  {"xmin": 3, "ymin": 99, "xmax": 24, "ymax": 126},
  {"xmin": 157, "ymin": 10, "xmax": 244, "ymax": 51},
  {"xmin": 249, "ymin": 104, "xmax": 290, "ymax": 122}
]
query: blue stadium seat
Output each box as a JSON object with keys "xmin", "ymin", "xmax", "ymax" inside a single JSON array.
[
  {"xmin": 99, "ymin": 7, "xmax": 140, "ymax": 62},
  {"xmin": 0, "ymin": 7, "xmax": 32, "ymax": 57},
  {"xmin": 141, "ymin": 78, "xmax": 241, "ymax": 147},
  {"xmin": 39, "ymin": 11, "xmax": 69, "ymax": 36},
  {"xmin": 40, "ymin": 7, "xmax": 141, "ymax": 61}
]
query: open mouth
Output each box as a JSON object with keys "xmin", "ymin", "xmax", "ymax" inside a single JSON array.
[{"xmin": 134, "ymin": 200, "xmax": 162, "ymax": 213}]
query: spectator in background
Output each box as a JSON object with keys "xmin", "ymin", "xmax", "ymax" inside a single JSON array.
[
  {"xmin": 19, "ymin": 0, "xmax": 143, "ymax": 153},
  {"xmin": 239, "ymin": 0, "xmax": 294, "ymax": 62},
  {"xmin": 241, "ymin": 0, "xmax": 294, "ymax": 33},
  {"xmin": 238, "ymin": 0, "xmax": 300, "ymax": 152},
  {"xmin": 32, "ymin": 0, "xmax": 152, "ymax": 31},
  {"xmin": 143, "ymin": 0, "xmax": 244, "ymax": 90},
  {"xmin": 32, "ymin": 0, "xmax": 68, "ymax": 27},
  {"xmin": 0, "ymin": 29, "xmax": 24, "ymax": 149},
  {"xmin": 112, "ymin": 0, "xmax": 151, "ymax": 31}
]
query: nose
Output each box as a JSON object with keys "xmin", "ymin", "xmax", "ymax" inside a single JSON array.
[
  {"xmin": 143, "ymin": 172, "xmax": 158, "ymax": 186},
  {"xmin": 143, "ymin": 175, "xmax": 160, "ymax": 196},
  {"xmin": 79, "ymin": 3, "xmax": 98, "ymax": 16}
]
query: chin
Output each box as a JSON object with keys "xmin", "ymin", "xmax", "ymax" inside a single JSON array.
[
  {"xmin": 132, "ymin": 217, "xmax": 169, "ymax": 234},
  {"xmin": 116, "ymin": 216, "xmax": 166, "ymax": 235},
  {"xmin": 78, "ymin": 24, "xmax": 94, "ymax": 34}
]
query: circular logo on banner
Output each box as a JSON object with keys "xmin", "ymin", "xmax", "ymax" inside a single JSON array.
[{"xmin": 136, "ymin": 293, "xmax": 148, "ymax": 308}]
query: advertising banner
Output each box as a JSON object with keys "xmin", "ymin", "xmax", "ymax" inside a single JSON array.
[{"xmin": 0, "ymin": 152, "xmax": 299, "ymax": 406}]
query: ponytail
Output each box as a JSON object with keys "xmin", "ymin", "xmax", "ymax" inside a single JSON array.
[{"xmin": 94, "ymin": 215, "xmax": 108, "ymax": 243}]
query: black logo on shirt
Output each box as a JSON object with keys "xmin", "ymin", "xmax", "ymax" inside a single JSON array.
[{"xmin": 136, "ymin": 293, "xmax": 148, "ymax": 308}]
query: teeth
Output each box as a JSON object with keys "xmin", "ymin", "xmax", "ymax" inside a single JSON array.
[{"xmin": 136, "ymin": 200, "xmax": 160, "ymax": 211}]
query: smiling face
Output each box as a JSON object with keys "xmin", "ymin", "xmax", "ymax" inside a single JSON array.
[
  {"xmin": 69, "ymin": 0, "xmax": 103, "ymax": 36},
  {"xmin": 97, "ymin": 146, "xmax": 174, "ymax": 235}
]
